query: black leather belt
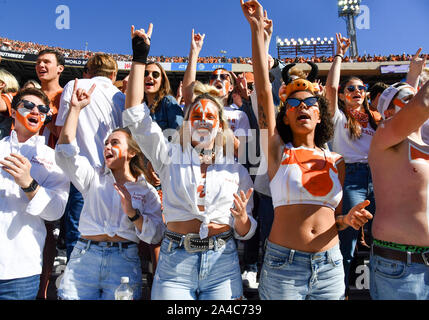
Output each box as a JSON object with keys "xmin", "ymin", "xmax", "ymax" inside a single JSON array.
[
  {"xmin": 372, "ymin": 245, "xmax": 429, "ymax": 266},
  {"xmin": 78, "ymin": 238, "xmax": 135, "ymax": 248},
  {"xmin": 164, "ymin": 230, "xmax": 233, "ymax": 253}
]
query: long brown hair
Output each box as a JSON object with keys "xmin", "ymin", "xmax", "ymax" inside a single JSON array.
[
  {"xmin": 111, "ymin": 127, "xmax": 149, "ymax": 181},
  {"xmin": 338, "ymin": 77, "xmax": 377, "ymax": 140},
  {"xmin": 143, "ymin": 62, "xmax": 173, "ymax": 113}
]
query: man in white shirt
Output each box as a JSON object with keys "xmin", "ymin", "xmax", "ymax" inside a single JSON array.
[
  {"xmin": 55, "ymin": 53, "xmax": 125, "ymax": 260},
  {"xmin": 0, "ymin": 87, "xmax": 69, "ymax": 300}
]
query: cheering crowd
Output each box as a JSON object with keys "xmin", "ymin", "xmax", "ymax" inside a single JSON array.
[{"xmin": 0, "ymin": 0, "xmax": 428, "ymax": 301}]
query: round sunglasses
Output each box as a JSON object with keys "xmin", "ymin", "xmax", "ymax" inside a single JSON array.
[
  {"xmin": 19, "ymin": 99, "xmax": 50, "ymax": 114},
  {"xmin": 286, "ymin": 97, "xmax": 318, "ymax": 108},
  {"xmin": 144, "ymin": 70, "xmax": 161, "ymax": 79}
]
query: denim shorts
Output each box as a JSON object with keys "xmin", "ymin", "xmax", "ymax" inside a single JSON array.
[
  {"xmin": 370, "ymin": 251, "xmax": 429, "ymax": 300},
  {"xmin": 259, "ymin": 240, "xmax": 345, "ymax": 300},
  {"xmin": 58, "ymin": 240, "xmax": 142, "ymax": 300},
  {"xmin": 151, "ymin": 231, "xmax": 243, "ymax": 300}
]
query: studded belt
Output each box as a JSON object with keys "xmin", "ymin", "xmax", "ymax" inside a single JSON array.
[{"xmin": 164, "ymin": 229, "xmax": 233, "ymax": 253}]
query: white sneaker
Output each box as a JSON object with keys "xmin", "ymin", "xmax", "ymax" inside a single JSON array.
[{"xmin": 242, "ymin": 270, "xmax": 259, "ymax": 289}]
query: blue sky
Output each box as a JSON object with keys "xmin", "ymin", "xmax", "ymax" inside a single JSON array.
[{"xmin": 0, "ymin": 0, "xmax": 428, "ymax": 59}]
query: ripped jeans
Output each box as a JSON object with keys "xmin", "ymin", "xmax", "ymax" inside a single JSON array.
[
  {"xmin": 151, "ymin": 232, "xmax": 243, "ymax": 300},
  {"xmin": 259, "ymin": 241, "xmax": 345, "ymax": 300}
]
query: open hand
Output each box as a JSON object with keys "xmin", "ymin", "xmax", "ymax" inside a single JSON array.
[
  {"xmin": 114, "ymin": 183, "xmax": 136, "ymax": 218},
  {"xmin": 230, "ymin": 188, "xmax": 254, "ymax": 220}
]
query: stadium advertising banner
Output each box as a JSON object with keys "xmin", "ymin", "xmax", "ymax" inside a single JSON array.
[
  {"xmin": 380, "ymin": 63, "xmax": 429, "ymax": 74},
  {"xmin": 171, "ymin": 63, "xmax": 232, "ymax": 72},
  {"xmin": 0, "ymin": 50, "xmax": 34, "ymax": 62}
]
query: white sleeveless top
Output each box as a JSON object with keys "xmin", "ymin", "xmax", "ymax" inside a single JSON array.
[{"xmin": 270, "ymin": 143, "xmax": 344, "ymax": 210}]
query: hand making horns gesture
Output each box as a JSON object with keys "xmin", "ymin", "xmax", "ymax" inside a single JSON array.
[{"xmin": 70, "ymin": 78, "xmax": 96, "ymax": 111}]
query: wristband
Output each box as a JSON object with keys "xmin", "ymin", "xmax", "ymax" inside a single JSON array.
[
  {"xmin": 21, "ymin": 179, "xmax": 39, "ymax": 193},
  {"xmin": 132, "ymin": 37, "xmax": 150, "ymax": 64},
  {"xmin": 128, "ymin": 208, "xmax": 141, "ymax": 222},
  {"xmin": 334, "ymin": 54, "xmax": 344, "ymax": 61}
]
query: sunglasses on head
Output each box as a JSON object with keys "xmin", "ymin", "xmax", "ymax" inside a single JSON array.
[
  {"xmin": 19, "ymin": 99, "xmax": 50, "ymax": 114},
  {"xmin": 346, "ymin": 85, "xmax": 366, "ymax": 93},
  {"xmin": 286, "ymin": 97, "xmax": 318, "ymax": 108},
  {"xmin": 209, "ymin": 73, "xmax": 230, "ymax": 82},
  {"xmin": 144, "ymin": 70, "xmax": 161, "ymax": 79}
]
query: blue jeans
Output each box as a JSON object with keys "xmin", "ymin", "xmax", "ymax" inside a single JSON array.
[
  {"xmin": 0, "ymin": 275, "xmax": 40, "ymax": 300},
  {"xmin": 151, "ymin": 232, "xmax": 243, "ymax": 300},
  {"xmin": 242, "ymin": 191, "xmax": 274, "ymax": 273},
  {"xmin": 339, "ymin": 163, "xmax": 375, "ymax": 288},
  {"xmin": 64, "ymin": 183, "xmax": 84, "ymax": 260},
  {"xmin": 58, "ymin": 240, "xmax": 142, "ymax": 300},
  {"xmin": 370, "ymin": 250, "xmax": 429, "ymax": 300},
  {"xmin": 259, "ymin": 241, "xmax": 345, "ymax": 300}
]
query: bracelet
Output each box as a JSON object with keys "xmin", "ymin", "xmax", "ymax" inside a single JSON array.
[{"xmin": 334, "ymin": 54, "xmax": 344, "ymax": 61}]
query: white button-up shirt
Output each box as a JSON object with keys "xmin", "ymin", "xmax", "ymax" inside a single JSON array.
[
  {"xmin": 55, "ymin": 140, "xmax": 165, "ymax": 245},
  {"xmin": 0, "ymin": 131, "xmax": 69, "ymax": 280},
  {"xmin": 122, "ymin": 103, "xmax": 256, "ymax": 240}
]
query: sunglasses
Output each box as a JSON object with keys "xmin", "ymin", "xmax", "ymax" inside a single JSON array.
[
  {"xmin": 144, "ymin": 70, "xmax": 161, "ymax": 79},
  {"xmin": 286, "ymin": 97, "xmax": 318, "ymax": 108},
  {"xmin": 209, "ymin": 73, "xmax": 230, "ymax": 82},
  {"xmin": 19, "ymin": 100, "xmax": 50, "ymax": 114},
  {"xmin": 247, "ymin": 83, "xmax": 254, "ymax": 91},
  {"xmin": 346, "ymin": 85, "xmax": 366, "ymax": 93}
]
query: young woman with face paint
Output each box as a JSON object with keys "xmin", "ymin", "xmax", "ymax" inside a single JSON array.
[
  {"xmin": 325, "ymin": 33, "xmax": 380, "ymax": 293},
  {"xmin": 241, "ymin": 0, "xmax": 372, "ymax": 300},
  {"xmin": 123, "ymin": 24, "xmax": 257, "ymax": 300},
  {"xmin": 55, "ymin": 79, "xmax": 164, "ymax": 300}
]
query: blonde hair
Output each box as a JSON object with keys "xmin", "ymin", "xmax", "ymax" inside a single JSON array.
[
  {"xmin": 0, "ymin": 68, "xmax": 20, "ymax": 93},
  {"xmin": 87, "ymin": 54, "xmax": 118, "ymax": 78},
  {"xmin": 178, "ymin": 81, "xmax": 234, "ymax": 153},
  {"xmin": 23, "ymin": 79, "xmax": 41, "ymax": 89}
]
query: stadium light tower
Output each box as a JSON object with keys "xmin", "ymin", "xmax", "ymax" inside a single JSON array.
[{"xmin": 338, "ymin": 0, "xmax": 361, "ymax": 58}]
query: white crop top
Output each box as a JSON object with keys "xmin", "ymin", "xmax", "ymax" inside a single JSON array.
[{"xmin": 270, "ymin": 143, "xmax": 344, "ymax": 210}]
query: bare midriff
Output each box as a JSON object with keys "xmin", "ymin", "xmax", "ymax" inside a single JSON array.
[
  {"xmin": 268, "ymin": 204, "xmax": 339, "ymax": 253},
  {"xmin": 167, "ymin": 219, "xmax": 231, "ymax": 237},
  {"xmin": 81, "ymin": 234, "xmax": 130, "ymax": 242}
]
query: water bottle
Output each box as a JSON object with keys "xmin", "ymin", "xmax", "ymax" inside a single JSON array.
[{"xmin": 114, "ymin": 276, "xmax": 133, "ymax": 300}]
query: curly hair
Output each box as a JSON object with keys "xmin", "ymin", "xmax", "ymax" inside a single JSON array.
[{"xmin": 275, "ymin": 94, "xmax": 334, "ymax": 148}]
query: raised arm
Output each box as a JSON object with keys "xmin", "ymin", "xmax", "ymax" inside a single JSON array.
[
  {"xmin": 371, "ymin": 80, "xmax": 429, "ymax": 151},
  {"xmin": 241, "ymin": 0, "xmax": 275, "ymax": 138},
  {"xmin": 325, "ymin": 33, "xmax": 350, "ymax": 117},
  {"xmin": 125, "ymin": 24, "xmax": 153, "ymax": 109},
  {"xmin": 182, "ymin": 29, "xmax": 205, "ymax": 110},
  {"xmin": 406, "ymin": 48, "xmax": 427, "ymax": 90}
]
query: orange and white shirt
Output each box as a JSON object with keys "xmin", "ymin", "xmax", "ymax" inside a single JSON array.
[{"xmin": 270, "ymin": 143, "xmax": 344, "ymax": 210}]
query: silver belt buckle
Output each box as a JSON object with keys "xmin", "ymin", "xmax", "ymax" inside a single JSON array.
[
  {"xmin": 422, "ymin": 251, "xmax": 429, "ymax": 266},
  {"xmin": 183, "ymin": 233, "xmax": 204, "ymax": 253}
]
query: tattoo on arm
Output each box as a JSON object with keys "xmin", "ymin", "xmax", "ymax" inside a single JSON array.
[{"xmin": 258, "ymin": 104, "xmax": 268, "ymax": 129}]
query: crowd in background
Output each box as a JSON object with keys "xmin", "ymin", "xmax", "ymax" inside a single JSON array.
[{"xmin": 0, "ymin": 37, "xmax": 417, "ymax": 65}]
